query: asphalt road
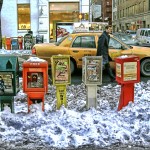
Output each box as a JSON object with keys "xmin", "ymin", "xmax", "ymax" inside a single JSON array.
[{"xmin": 57, "ymin": 69, "xmax": 150, "ymax": 85}]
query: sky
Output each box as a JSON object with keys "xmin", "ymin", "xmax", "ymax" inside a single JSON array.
[{"xmin": 0, "ymin": 49, "xmax": 150, "ymax": 149}]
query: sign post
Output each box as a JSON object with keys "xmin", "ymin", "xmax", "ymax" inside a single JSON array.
[
  {"xmin": 51, "ymin": 55, "xmax": 70, "ymax": 109},
  {"xmin": 82, "ymin": 56, "xmax": 103, "ymax": 109}
]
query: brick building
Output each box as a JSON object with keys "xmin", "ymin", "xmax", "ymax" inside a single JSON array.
[
  {"xmin": 91, "ymin": 0, "xmax": 112, "ymax": 25},
  {"xmin": 112, "ymin": 0, "xmax": 150, "ymax": 32}
]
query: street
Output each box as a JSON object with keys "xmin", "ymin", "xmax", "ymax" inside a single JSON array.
[{"xmin": 50, "ymin": 69, "xmax": 150, "ymax": 85}]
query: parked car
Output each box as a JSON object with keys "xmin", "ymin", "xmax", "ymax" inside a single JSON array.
[
  {"xmin": 32, "ymin": 32, "xmax": 150, "ymax": 76},
  {"xmin": 125, "ymin": 30, "xmax": 137, "ymax": 39},
  {"xmin": 112, "ymin": 32, "xmax": 140, "ymax": 46},
  {"xmin": 136, "ymin": 28, "xmax": 150, "ymax": 44}
]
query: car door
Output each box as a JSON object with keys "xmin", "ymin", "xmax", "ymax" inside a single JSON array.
[
  {"xmin": 69, "ymin": 35, "xmax": 97, "ymax": 68},
  {"xmin": 109, "ymin": 37, "xmax": 133, "ymax": 69}
]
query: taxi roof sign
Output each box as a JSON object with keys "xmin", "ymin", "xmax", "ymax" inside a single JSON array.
[{"xmin": 73, "ymin": 22, "xmax": 108, "ymax": 33}]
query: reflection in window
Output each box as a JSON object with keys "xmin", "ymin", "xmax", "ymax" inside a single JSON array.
[
  {"xmin": 109, "ymin": 38, "xmax": 122, "ymax": 49},
  {"xmin": 72, "ymin": 36, "xmax": 96, "ymax": 48},
  {"xmin": 27, "ymin": 72, "xmax": 43, "ymax": 88},
  {"xmin": 17, "ymin": 4, "xmax": 30, "ymax": 30}
]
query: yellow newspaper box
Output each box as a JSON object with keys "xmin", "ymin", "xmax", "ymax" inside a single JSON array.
[{"xmin": 51, "ymin": 55, "xmax": 70, "ymax": 109}]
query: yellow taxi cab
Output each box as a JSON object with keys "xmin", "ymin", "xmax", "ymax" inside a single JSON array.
[{"xmin": 32, "ymin": 32, "xmax": 150, "ymax": 76}]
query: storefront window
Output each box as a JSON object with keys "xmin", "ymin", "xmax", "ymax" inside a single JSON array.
[
  {"xmin": 17, "ymin": 4, "xmax": 30, "ymax": 30},
  {"xmin": 49, "ymin": 2, "xmax": 79, "ymax": 41}
]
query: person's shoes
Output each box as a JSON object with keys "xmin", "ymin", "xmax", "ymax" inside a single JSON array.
[{"xmin": 110, "ymin": 77, "xmax": 116, "ymax": 82}]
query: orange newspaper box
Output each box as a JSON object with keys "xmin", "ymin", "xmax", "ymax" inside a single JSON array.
[
  {"xmin": 6, "ymin": 37, "xmax": 12, "ymax": 50},
  {"xmin": 115, "ymin": 55, "xmax": 140, "ymax": 111},
  {"xmin": 18, "ymin": 36, "xmax": 23, "ymax": 50},
  {"xmin": 23, "ymin": 57, "xmax": 48, "ymax": 112}
]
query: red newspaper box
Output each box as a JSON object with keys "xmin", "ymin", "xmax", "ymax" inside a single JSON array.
[
  {"xmin": 23, "ymin": 58, "xmax": 48, "ymax": 112},
  {"xmin": 18, "ymin": 36, "xmax": 23, "ymax": 50},
  {"xmin": 6, "ymin": 37, "xmax": 12, "ymax": 50},
  {"xmin": 115, "ymin": 55, "xmax": 140, "ymax": 110}
]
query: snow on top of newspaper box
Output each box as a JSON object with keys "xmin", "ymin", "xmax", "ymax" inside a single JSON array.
[{"xmin": 26, "ymin": 57, "xmax": 46, "ymax": 62}]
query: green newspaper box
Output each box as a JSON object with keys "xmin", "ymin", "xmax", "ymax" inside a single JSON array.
[{"xmin": 0, "ymin": 56, "xmax": 19, "ymax": 112}]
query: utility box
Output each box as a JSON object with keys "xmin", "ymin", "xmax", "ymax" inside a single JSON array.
[
  {"xmin": 51, "ymin": 55, "xmax": 71, "ymax": 109},
  {"xmin": 82, "ymin": 56, "xmax": 103, "ymax": 109},
  {"xmin": 115, "ymin": 55, "xmax": 140, "ymax": 111},
  {"xmin": 23, "ymin": 57, "xmax": 48, "ymax": 112},
  {"xmin": 0, "ymin": 56, "xmax": 19, "ymax": 112}
]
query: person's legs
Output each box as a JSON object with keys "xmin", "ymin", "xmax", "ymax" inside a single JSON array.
[{"xmin": 105, "ymin": 63, "xmax": 116, "ymax": 82}]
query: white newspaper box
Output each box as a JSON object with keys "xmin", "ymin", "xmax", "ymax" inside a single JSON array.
[{"xmin": 82, "ymin": 56, "xmax": 103, "ymax": 109}]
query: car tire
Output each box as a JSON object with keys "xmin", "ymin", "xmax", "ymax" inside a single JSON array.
[
  {"xmin": 70, "ymin": 59, "xmax": 76, "ymax": 74},
  {"xmin": 140, "ymin": 59, "xmax": 150, "ymax": 76}
]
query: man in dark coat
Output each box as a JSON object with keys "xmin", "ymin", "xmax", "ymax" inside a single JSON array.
[{"xmin": 97, "ymin": 25, "xmax": 115, "ymax": 82}]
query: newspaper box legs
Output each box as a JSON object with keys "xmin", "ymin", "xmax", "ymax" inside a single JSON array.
[
  {"xmin": 86, "ymin": 85, "xmax": 98, "ymax": 108},
  {"xmin": 118, "ymin": 83, "xmax": 134, "ymax": 111},
  {"xmin": 0, "ymin": 96, "xmax": 14, "ymax": 113},
  {"xmin": 23, "ymin": 58, "xmax": 48, "ymax": 112},
  {"xmin": 115, "ymin": 55, "xmax": 140, "ymax": 111},
  {"xmin": 56, "ymin": 85, "xmax": 67, "ymax": 109},
  {"xmin": 27, "ymin": 92, "xmax": 45, "ymax": 112}
]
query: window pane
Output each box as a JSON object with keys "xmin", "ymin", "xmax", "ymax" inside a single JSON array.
[
  {"xmin": 109, "ymin": 38, "xmax": 122, "ymax": 49},
  {"xmin": 18, "ymin": 4, "xmax": 30, "ymax": 30},
  {"xmin": 72, "ymin": 36, "xmax": 81, "ymax": 47},
  {"xmin": 81, "ymin": 36, "xmax": 96, "ymax": 48},
  {"xmin": 72, "ymin": 36, "xmax": 96, "ymax": 48}
]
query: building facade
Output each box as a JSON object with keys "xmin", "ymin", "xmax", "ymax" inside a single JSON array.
[
  {"xmin": 112, "ymin": 0, "xmax": 150, "ymax": 32},
  {"xmin": 90, "ymin": 0, "xmax": 112, "ymax": 25},
  {"xmin": 1, "ymin": 0, "xmax": 90, "ymax": 42}
]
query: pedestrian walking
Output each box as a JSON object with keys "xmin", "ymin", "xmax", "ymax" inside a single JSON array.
[{"xmin": 97, "ymin": 25, "xmax": 116, "ymax": 82}]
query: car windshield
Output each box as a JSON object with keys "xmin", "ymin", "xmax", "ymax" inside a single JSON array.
[
  {"xmin": 55, "ymin": 35, "xmax": 69, "ymax": 46},
  {"xmin": 129, "ymin": 31, "xmax": 136, "ymax": 34},
  {"xmin": 114, "ymin": 34, "xmax": 133, "ymax": 42},
  {"xmin": 148, "ymin": 30, "xmax": 150, "ymax": 37}
]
